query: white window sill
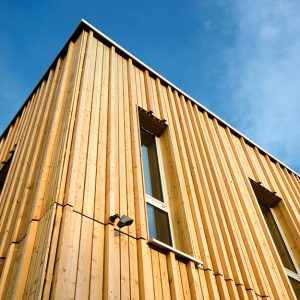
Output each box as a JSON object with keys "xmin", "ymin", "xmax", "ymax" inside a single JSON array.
[{"xmin": 147, "ymin": 238, "xmax": 203, "ymax": 268}]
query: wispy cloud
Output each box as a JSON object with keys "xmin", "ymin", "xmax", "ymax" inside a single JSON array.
[{"xmin": 225, "ymin": 0, "xmax": 300, "ymax": 172}]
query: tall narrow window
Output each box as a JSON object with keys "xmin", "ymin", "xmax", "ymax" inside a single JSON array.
[
  {"xmin": 139, "ymin": 107, "xmax": 173, "ymax": 247},
  {"xmin": 0, "ymin": 146, "xmax": 15, "ymax": 195},
  {"xmin": 251, "ymin": 179, "xmax": 300, "ymax": 298},
  {"xmin": 141, "ymin": 128, "xmax": 173, "ymax": 246}
]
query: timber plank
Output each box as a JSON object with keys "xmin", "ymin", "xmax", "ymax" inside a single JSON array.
[
  {"xmin": 177, "ymin": 96, "xmax": 234, "ymax": 280},
  {"xmin": 42, "ymin": 205, "xmax": 63, "ymax": 300},
  {"xmin": 178, "ymin": 261, "xmax": 192, "ymax": 300},
  {"xmin": 204, "ymin": 270, "xmax": 220, "ymax": 300},
  {"xmin": 50, "ymin": 207, "xmax": 82, "ymax": 299},
  {"xmin": 90, "ymin": 222, "xmax": 105, "ymax": 300},
  {"xmin": 123, "ymin": 57, "xmax": 137, "ymax": 237},
  {"xmin": 155, "ymin": 78, "xmax": 167, "ymax": 121},
  {"xmin": 32, "ymin": 207, "xmax": 57, "ymax": 299},
  {"xmin": 222, "ymin": 124, "xmax": 288, "ymax": 299},
  {"xmin": 24, "ymin": 209, "xmax": 49, "ymax": 298},
  {"xmin": 82, "ymin": 38, "xmax": 102, "ymax": 218},
  {"xmin": 144, "ymin": 70, "xmax": 154, "ymax": 113},
  {"xmin": 197, "ymin": 268, "xmax": 210, "ymax": 300},
  {"xmin": 75, "ymin": 217, "xmax": 93, "ymax": 300},
  {"xmin": 166, "ymin": 252, "xmax": 183, "ymax": 300},
  {"xmin": 29, "ymin": 41, "xmax": 75, "ymax": 221},
  {"xmin": 104, "ymin": 46, "xmax": 119, "ymax": 223},
  {"xmin": 158, "ymin": 252, "xmax": 171, "ymax": 300},
  {"xmin": 103, "ymin": 225, "xmax": 120, "ymax": 299},
  {"xmin": 188, "ymin": 102, "xmax": 246, "ymax": 286},
  {"xmin": 151, "ymin": 248, "xmax": 163, "ymax": 300},
  {"xmin": 0, "ymin": 83, "xmax": 45, "ymax": 255},
  {"xmin": 55, "ymin": 31, "xmax": 88, "ymax": 209},
  {"xmin": 149, "ymin": 76, "xmax": 159, "ymax": 117},
  {"xmin": 225, "ymin": 279, "xmax": 240, "ymax": 299},
  {"xmin": 11, "ymin": 220, "xmax": 39, "ymax": 299},
  {"xmin": 0, "ymin": 243, "xmax": 19, "ymax": 299},
  {"xmin": 215, "ymin": 275, "xmax": 230, "ymax": 300},
  {"xmin": 129, "ymin": 234, "xmax": 140, "ymax": 300},
  {"xmin": 73, "ymin": 32, "xmax": 97, "ymax": 215},
  {"xmin": 240, "ymin": 138, "xmax": 260, "ymax": 182},
  {"xmin": 137, "ymin": 238, "xmax": 154, "ymax": 300},
  {"xmin": 163, "ymin": 86, "xmax": 199, "ymax": 257},
  {"xmin": 94, "ymin": 44, "xmax": 110, "ymax": 223},
  {"xmin": 120, "ymin": 232, "xmax": 130, "ymax": 299},
  {"xmin": 118, "ymin": 54, "xmax": 127, "ymax": 229},
  {"xmin": 62, "ymin": 31, "xmax": 93, "ymax": 210},
  {"xmin": 186, "ymin": 261, "xmax": 203, "ymax": 300},
  {"xmin": 201, "ymin": 113, "xmax": 261, "ymax": 294},
  {"xmin": 128, "ymin": 58, "xmax": 147, "ymax": 238},
  {"xmin": 282, "ymin": 169, "xmax": 300, "ymax": 212}
]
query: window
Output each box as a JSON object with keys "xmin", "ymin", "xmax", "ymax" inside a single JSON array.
[
  {"xmin": 140, "ymin": 128, "xmax": 173, "ymax": 246},
  {"xmin": 139, "ymin": 107, "xmax": 195, "ymax": 256},
  {"xmin": 0, "ymin": 146, "xmax": 15, "ymax": 195},
  {"xmin": 138, "ymin": 107, "xmax": 173, "ymax": 247},
  {"xmin": 251, "ymin": 179, "xmax": 300, "ymax": 298}
]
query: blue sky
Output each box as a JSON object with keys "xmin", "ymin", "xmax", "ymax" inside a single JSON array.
[{"xmin": 1, "ymin": 0, "xmax": 300, "ymax": 174}]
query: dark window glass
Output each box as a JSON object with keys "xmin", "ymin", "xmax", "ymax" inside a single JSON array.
[
  {"xmin": 288, "ymin": 276, "xmax": 300, "ymax": 299},
  {"xmin": 141, "ymin": 129, "xmax": 164, "ymax": 202},
  {"xmin": 147, "ymin": 203, "xmax": 172, "ymax": 246},
  {"xmin": 0, "ymin": 156, "xmax": 13, "ymax": 195},
  {"xmin": 260, "ymin": 203, "xmax": 297, "ymax": 273}
]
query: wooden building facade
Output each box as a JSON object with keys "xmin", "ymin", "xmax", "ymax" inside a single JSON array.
[{"xmin": 0, "ymin": 20, "xmax": 299, "ymax": 299}]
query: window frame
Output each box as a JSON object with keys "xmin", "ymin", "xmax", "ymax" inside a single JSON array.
[
  {"xmin": 0, "ymin": 145, "xmax": 16, "ymax": 195},
  {"xmin": 143, "ymin": 133, "xmax": 175, "ymax": 246},
  {"xmin": 138, "ymin": 106, "xmax": 195, "ymax": 256},
  {"xmin": 139, "ymin": 120, "xmax": 175, "ymax": 247},
  {"xmin": 268, "ymin": 205, "xmax": 300, "ymax": 282},
  {"xmin": 250, "ymin": 178, "xmax": 300, "ymax": 296}
]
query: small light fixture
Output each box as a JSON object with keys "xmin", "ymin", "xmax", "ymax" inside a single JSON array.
[
  {"xmin": 109, "ymin": 214, "xmax": 134, "ymax": 228},
  {"xmin": 109, "ymin": 214, "xmax": 119, "ymax": 223},
  {"xmin": 117, "ymin": 215, "xmax": 134, "ymax": 228}
]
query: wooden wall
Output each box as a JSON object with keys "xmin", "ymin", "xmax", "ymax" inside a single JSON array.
[{"xmin": 0, "ymin": 24, "xmax": 299, "ymax": 299}]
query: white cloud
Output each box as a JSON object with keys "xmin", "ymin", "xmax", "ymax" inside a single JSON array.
[{"xmin": 225, "ymin": 0, "xmax": 300, "ymax": 172}]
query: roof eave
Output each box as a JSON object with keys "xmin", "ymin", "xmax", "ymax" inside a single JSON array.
[{"xmin": 1, "ymin": 19, "xmax": 299, "ymax": 178}]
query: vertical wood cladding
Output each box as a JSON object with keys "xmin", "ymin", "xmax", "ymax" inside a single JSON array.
[{"xmin": 0, "ymin": 23, "xmax": 299, "ymax": 299}]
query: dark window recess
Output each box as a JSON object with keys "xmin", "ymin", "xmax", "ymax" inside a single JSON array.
[
  {"xmin": 288, "ymin": 276, "xmax": 300, "ymax": 299},
  {"xmin": 259, "ymin": 203, "xmax": 297, "ymax": 273},
  {"xmin": 251, "ymin": 178, "xmax": 300, "ymax": 298},
  {"xmin": 250, "ymin": 178, "xmax": 281, "ymax": 207},
  {"xmin": 141, "ymin": 129, "xmax": 164, "ymax": 202},
  {"xmin": 0, "ymin": 155, "xmax": 13, "ymax": 195},
  {"xmin": 138, "ymin": 107, "xmax": 167, "ymax": 137},
  {"xmin": 139, "ymin": 107, "xmax": 173, "ymax": 247}
]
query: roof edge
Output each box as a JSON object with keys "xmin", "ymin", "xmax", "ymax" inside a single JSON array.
[
  {"xmin": 1, "ymin": 19, "xmax": 299, "ymax": 178},
  {"xmin": 81, "ymin": 19, "xmax": 300, "ymax": 179},
  {"xmin": 0, "ymin": 19, "xmax": 86, "ymax": 139}
]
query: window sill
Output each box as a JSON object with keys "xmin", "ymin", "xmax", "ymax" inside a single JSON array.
[
  {"xmin": 147, "ymin": 238, "xmax": 203, "ymax": 268},
  {"xmin": 285, "ymin": 268, "xmax": 300, "ymax": 281}
]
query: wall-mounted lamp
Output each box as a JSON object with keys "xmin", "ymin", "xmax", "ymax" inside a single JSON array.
[{"xmin": 109, "ymin": 214, "xmax": 134, "ymax": 228}]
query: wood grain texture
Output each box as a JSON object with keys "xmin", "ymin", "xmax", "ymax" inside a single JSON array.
[{"xmin": 0, "ymin": 24, "xmax": 299, "ymax": 300}]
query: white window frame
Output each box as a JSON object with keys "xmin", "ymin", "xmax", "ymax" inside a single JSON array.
[
  {"xmin": 270, "ymin": 206, "xmax": 300, "ymax": 282},
  {"xmin": 141, "ymin": 130, "xmax": 175, "ymax": 247}
]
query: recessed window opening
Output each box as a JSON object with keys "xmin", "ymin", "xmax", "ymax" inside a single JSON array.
[
  {"xmin": 259, "ymin": 202, "xmax": 297, "ymax": 273},
  {"xmin": 250, "ymin": 179, "xmax": 300, "ymax": 298},
  {"xmin": 0, "ymin": 153, "xmax": 14, "ymax": 195},
  {"xmin": 141, "ymin": 129, "xmax": 164, "ymax": 202},
  {"xmin": 140, "ymin": 127, "xmax": 173, "ymax": 246},
  {"xmin": 139, "ymin": 107, "xmax": 173, "ymax": 247}
]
